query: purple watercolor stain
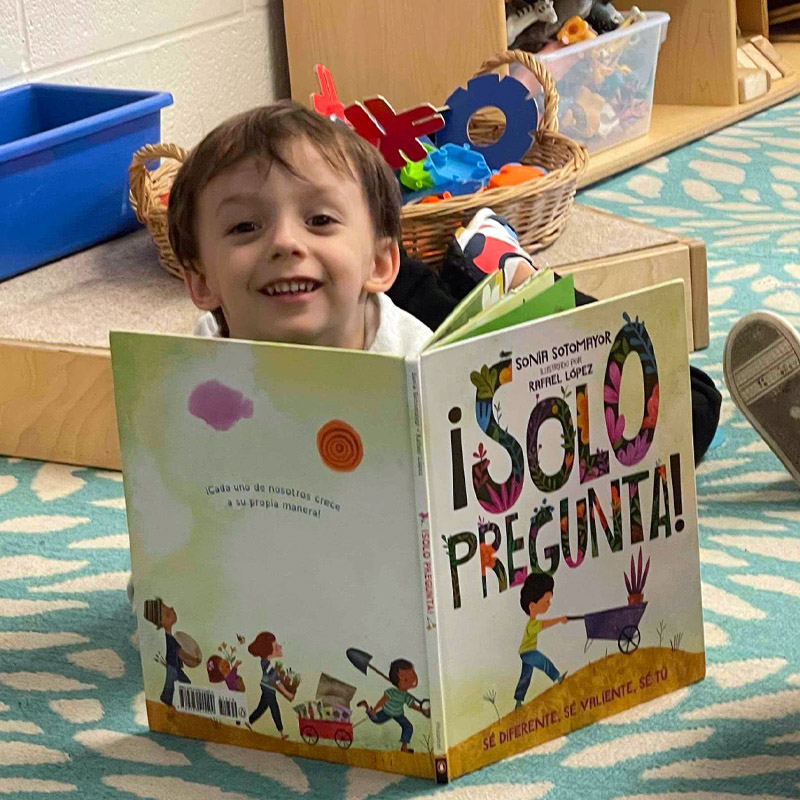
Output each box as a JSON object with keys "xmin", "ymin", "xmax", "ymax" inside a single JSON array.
[{"xmin": 188, "ymin": 380, "xmax": 254, "ymax": 431}]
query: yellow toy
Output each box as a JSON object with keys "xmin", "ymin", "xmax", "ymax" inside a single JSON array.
[
  {"xmin": 557, "ymin": 15, "xmax": 597, "ymax": 45},
  {"xmin": 563, "ymin": 85, "xmax": 605, "ymax": 137},
  {"xmin": 590, "ymin": 45, "xmax": 632, "ymax": 85}
]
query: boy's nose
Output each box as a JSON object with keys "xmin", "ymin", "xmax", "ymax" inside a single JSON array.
[{"xmin": 270, "ymin": 216, "xmax": 307, "ymax": 260}]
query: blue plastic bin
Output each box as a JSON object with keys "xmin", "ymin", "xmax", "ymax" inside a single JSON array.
[{"xmin": 0, "ymin": 83, "xmax": 173, "ymax": 280}]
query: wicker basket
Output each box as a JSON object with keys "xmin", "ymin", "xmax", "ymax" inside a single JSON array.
[
  {"xmin": 129, "ymin": 142, "xmax": 188, "ymax": 279},
  {"xmin": 401, "ymin": 50, "xmax": 588, "ymax": 267},
  {"xmin": 130, "ymin": 50, "xmax": 586, "ymax": 278}
]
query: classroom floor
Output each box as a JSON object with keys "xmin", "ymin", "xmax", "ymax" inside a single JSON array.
[{"xmin": 2, "ymin": 98, "xmax": 800, "ymax": 798}]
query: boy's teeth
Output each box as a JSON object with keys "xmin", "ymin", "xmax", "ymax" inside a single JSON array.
[{"xmin": 265, "ymin": 280, "xmax": 316, "ymax": 295}]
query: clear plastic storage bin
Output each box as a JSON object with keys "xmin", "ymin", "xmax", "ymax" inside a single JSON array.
[{"xmin": 511, "ymin": 11, "xmax": 670, "ymax": 155}]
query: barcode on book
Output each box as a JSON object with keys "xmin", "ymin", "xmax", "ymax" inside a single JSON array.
[
  {"xmin": 175, "ymin": 685, "xmax": 247, "ymax": 721},
  {"xmin": 218, "ymin": 696, "xmax": 244, "ymax": 719},
  {"xmin": 176, "ymin": 685, "xmax": 216, "ymax": 716}
]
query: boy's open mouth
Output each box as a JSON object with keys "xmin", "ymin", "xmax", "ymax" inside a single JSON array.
[{"xmin": 260, "ymin": 279, "xmax": 322, "ymax": 297}]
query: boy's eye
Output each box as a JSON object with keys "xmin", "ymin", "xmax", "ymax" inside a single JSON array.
[
  {"xmin": 228, "ymin": 221, "xmax": 258, "ymax": 235},
  {"xmin": 307, "ymin": 214, "xmax": 335, "ymax": 228}
]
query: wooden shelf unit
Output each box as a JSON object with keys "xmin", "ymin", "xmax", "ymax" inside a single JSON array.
[
  {"xmin": 284, "ymin": 0, "xmax": 800, "ymax": 187},
  {"xmin": 584, "ymin": 41, "xmax": 800, "ymax": 185},
  {"xmin": 768, "ymin": 0, "xmax": 800, "ymax": 41}
]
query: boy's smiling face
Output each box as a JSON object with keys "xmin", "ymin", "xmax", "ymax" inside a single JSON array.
[{"xmin": 187, "ymin": 138, "xmax": 398, "ymax": 348}]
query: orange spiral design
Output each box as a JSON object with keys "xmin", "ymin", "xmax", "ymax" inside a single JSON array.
[{"xmin": 317, "ymin": 420, "xmax": 364, "ymax": 472}]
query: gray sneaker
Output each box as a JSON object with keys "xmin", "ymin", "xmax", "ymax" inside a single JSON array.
[{"xmin": 724, "ymin": 311, "xmax": 800, "ymax": 486}]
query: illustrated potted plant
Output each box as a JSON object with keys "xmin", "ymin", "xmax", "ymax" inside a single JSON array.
[{"xmin": 624, "ymin": 548, "xmax": 650, "ymax": 605}]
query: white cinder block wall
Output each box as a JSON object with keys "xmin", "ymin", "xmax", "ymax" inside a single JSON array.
[{"xmin": 0, "ymin": 0, "xmax": 289, "ymax": 146}]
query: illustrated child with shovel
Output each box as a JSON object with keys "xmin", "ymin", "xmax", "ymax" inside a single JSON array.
[{"xmin": 349, "ymin": 649, "xmax": 430, "ymax": 753}]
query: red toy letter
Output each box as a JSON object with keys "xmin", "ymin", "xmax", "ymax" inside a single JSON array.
[
  {"xmin": 311, "ymin": 64, "xmax": 351, "ymax": 126},
  {"xmin": 344, "ymin": 97, "xmax": 444, "ymax": 169}
]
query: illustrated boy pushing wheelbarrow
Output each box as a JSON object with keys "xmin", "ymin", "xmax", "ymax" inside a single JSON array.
[
  {"xmin": 515, "ymin": 573, "xmax": 570, "ymax": 709},
  {"xmin": 347, "ymin": 648, "xmax": 430, "ymax": 753},
  {"xmin": 515, "ymin": 551, "xmax": 651, "ymax": 708}
]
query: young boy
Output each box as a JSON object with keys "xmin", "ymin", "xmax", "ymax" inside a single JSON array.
[
  {"xmin": 514, "ymin": 573, "xmax": 569, "ymax": 709},
  {"xmin": 357, "ymin": 658, "xmax": 430, "ymax": 753},
  {"xmin": 126, "ymin": 101, "xmax": 434, "ymax": 611},
  {"xmin": 167, "ymin": 100, "xmax": 433, "ymax": 356}
]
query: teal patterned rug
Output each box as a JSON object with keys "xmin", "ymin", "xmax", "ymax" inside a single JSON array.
[{"xmin": 3, "ymin": 98, "xmax": 800, "ymax": 799}]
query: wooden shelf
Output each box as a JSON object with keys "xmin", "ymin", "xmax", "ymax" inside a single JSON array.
[
  {"xmin": 285, "ymin": 1, "xmax": 800, "ymax": 189},
  {"xmin": 582, "ymin": 42, "xmax": 800, "ymax": 186}
]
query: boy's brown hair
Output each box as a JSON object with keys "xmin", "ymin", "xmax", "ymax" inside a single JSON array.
[{"xmin": 167, "ymin": 100, "xmax": 402, "ymax": 272}]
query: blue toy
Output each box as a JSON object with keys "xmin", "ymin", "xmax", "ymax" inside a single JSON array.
[
  {"xmin": 438, "ymin": 73, "xmax": 539, "ymax": 170},
  {"xmin": 424, "ymin": 143, "xmax": 492, "ymax": 188}
]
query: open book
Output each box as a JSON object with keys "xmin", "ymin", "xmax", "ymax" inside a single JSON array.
[{"xmin": 112, "ymin": 272, "xmax": 704, "ymax": 783}]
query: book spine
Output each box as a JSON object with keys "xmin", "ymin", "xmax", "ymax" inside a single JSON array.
[{"xmin": 405, "ymin": 357, "xmax": 450, "ymax": 784}]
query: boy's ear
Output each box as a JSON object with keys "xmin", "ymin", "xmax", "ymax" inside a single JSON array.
[
  {"xmin": 183, "ymin": 265, "xmax": 222, "ymax": 311},
  {"xmin": 363, "ymin": 238, "xmax": 400, "ymax": 295}
]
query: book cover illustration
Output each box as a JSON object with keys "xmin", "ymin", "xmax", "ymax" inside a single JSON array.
[
  {"xmin": 112, "ymin": 280, "xmax": 704, "ymax": 783},
  {"xmin": 418, "ymin": 280, "xmax": 704, "ymax": 777},
  {"xmin": 112, "ymin": 342, "xmax": 438, "ymax": 778}
]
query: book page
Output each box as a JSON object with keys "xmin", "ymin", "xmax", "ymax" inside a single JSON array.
[
  {"xmin": 418, "ymin": 282, "xmax": 703, "ymax": 777},
  {"xmin": 426, "ymin": 271, "xmax": 508, "ymax": 348},
  {"xmin": 112, "ymin": 334, "xmax": 435, "ymax": 777},
  {"xmin": 427, "ymin": 269, "xmax": 554, "ymax": 349},
  {"xmin": 433, "ymin": 274, "xmax": 577, "ymax": 348}
]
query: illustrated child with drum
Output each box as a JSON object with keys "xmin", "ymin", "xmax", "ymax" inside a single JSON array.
[{"xmin": 143, "ymin": 598, "xmax": 201, "ymax": 708}]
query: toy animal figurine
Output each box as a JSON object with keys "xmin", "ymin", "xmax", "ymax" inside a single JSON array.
[
  {"xmin": 561, "ymin": 85, "xmax": 618, "ymax": 139},
  {"xmin": 506, "ymin": 3, "xmax": 561, "ymax": 51},
  {"xmin": 507, "ymin": 0, "xmax": 623, "ymax": 52},
  {"xmin": 586, "ymin": 0, "xmax": 624, "ymax": 32},
  {"xmin": 555, "ymin": 0, "xmax": 595, "ymax": 24},
  {"xmin": 506, "ymin": 0, "xmax": 558, "ymax": 46}
]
